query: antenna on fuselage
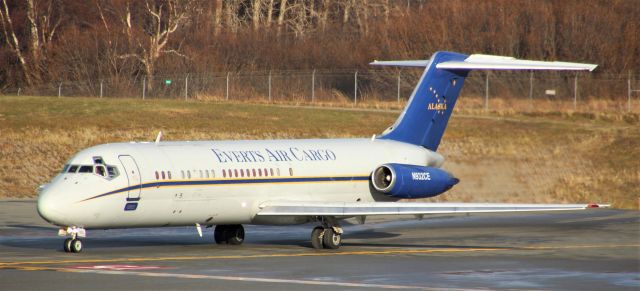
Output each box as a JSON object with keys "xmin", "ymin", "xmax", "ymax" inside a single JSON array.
[{"xmin": 155, "ymin": 131, "xmax": 163, "ymax": 145}]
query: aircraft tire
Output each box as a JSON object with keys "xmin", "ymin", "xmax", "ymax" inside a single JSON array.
[
  {"xmin": 70, "ymin": 239, "xmax": 83, "ymax": 253},
  {"xmin": 322, "ymin": 228, "xmax": 341, "ymax": 249},
  {"xmin": 63, "ymin": 238, "xmax": 73, "ymax": 253},
  {"xmin": 310, "ymin": 227, "xmax": 324, "ymax": 249},
  {"xmin": 214, "ymin": 225, "xmax": 228, "ymax": 244},
  {"xmin": 227, "ymin": 225, "xmax": 245, "ymax": 245}
]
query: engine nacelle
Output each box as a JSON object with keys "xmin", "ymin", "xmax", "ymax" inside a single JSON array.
[{"xmin": 371, "ymin": 163, "xmax": 459, "ymax": 199}]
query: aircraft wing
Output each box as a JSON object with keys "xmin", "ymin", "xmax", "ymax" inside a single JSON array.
[{"xmin": 257, "ymin": 201, "xmax": 607, "ymax": 217}]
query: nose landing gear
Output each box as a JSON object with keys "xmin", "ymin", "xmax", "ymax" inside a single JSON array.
[{"xmin": 59, "ymin": 227, "xmax": 85, "ymax": 253}]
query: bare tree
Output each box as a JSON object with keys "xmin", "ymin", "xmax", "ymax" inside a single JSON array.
[
  {"xmin": 251, "ymin": 0, "xmax": 261, "ymax": 31},
  {"xmin": 277, "ymin": 0, "xmax": 288, "ymax": 36},
  {"xmin": 0, "ymin": 0, "xmax": 62, "ymax": 86},
  {"xmin": 109, "ymin": 0, "xmax": 195, "ymax": 86},
  {"xmin": 213, "ymin": 0, "xmax": 223, "ymax": 35},
  {"xmin": 0, "ymin": 0, "xmax": 32, "ymax": 85}
]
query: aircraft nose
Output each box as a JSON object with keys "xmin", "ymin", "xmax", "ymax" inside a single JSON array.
[{"xmin": 37, "ymin": 186, "xmax": 66, "ymax": 226}]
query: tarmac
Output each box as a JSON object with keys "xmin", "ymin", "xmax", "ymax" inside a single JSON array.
[{"xmin": 0, "ymin": 199, "xmax": 638, "ymax": 290}]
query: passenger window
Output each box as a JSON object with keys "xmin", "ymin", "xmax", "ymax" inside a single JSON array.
[
  {"xmin": 234, "ymin": 169, "xmax": 238, "ymax": 177},
  {"xmin": 264, "ymin": 168, "xmax": 268, "ymax": 177},
  {"xmin": 181, "ymin": 170, "xmax": 185, "ymax": 179},
  {"xmin": 270, "ymin": 168, "xmax": 274, "ymax": 176},
  {"xmin": 211, "ymin": 170, "xmax": 215, "ymax": 178},
  {"xmin": 240, "ymin": 169, "xmax": 244, "ymax": 177},
  {"xmin": 252, "ymin": 169, "xmax": 256, "ymax": 177},
  {"xmin": 94, "ymin": 165, "xmax": 107, "ymax": 177},
  {"xmin": 199, "ymin": 170, "xmax": 203, "ymax": 178},
  {"xmin": 277, "ymin": 168, "xmax": 281, "ymax": 176},
  {"xmin": 161, "ymin": 171, "xmax": 166, "ymax": 179},
  {"xmin": 78, "ymin": 166, "xmax": 93, "ymax": 173},
  {"xmin": 288, "ymin": 168, "xmax": 292, "ymax": 176},
  {"xmin": 258, "ymin": 169, "xmax": 262, "ymax": 177},
  {"xmin": 205, "ymin": 170, "xmax": 209, "ymax": 178},
  {"xmin": 106, "ymin": 166, "xmax": 119, "ymax": 178},
  {"xmin": 168, "ymin": 171, "xmax": 172, "ymax": 179},
  {"xmin": 187, "ymin": 171, "xmax": 191, "ymax": 179},
  {"xmin": 246, "ymin": 169, "xmax": 251, "ymax": 177},
  {"xmin": 155, "ymin": 171, "xmax": 159, "ymax": 180},
  {"xmin": 222, "ymin": 169, "xmax": 226, "ymax": 178}
]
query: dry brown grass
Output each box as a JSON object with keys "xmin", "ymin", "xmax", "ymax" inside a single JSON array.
[{"xmin": 0, "ymin": 95, "xmax": 637, "ymax": 209}]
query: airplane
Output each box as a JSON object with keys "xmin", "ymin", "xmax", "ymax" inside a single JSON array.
[{"xmin": 37, "ymin": 51, "xmax": 604, "ymax": 253}]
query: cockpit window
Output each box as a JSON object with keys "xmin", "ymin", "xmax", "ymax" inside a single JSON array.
[
  {"xmin": 63, "ymin": 161, "xmax": 119, "ymax": 179},
  {"xmin": 61, "ymin": 164, "xmax": 70, "ymax": 173},
  {"xmin": 106, "ymin": 166, "xmax": 119, "ymax": 179},
  {"xmin": 94, "ymin": 165, "xmax": 107, "ymax": 177}
]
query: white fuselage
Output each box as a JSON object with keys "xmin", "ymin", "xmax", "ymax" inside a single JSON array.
[{"xmin": 37, "ymin": 138, "xmax": 444, "ymax": 229}]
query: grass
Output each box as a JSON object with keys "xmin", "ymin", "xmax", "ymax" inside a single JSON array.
[{"xmin": 0, "ymin": 95, "xmax": 638, "ymax": 209}]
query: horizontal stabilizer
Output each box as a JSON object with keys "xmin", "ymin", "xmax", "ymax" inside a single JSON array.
[
  {"xmin": 438, "ymin": 54, "xmax": 597, "ymax": 71},
  {"xmin": 258, "ymin": 201, "xmax": 608, "ymax": 217},
  {"xmin": 370, "ymin": 60, "xmax": 430, "ymax": 67},
  {"xmin": 370, "ymin": 54, "xmax": 597, "ymax": 71}
]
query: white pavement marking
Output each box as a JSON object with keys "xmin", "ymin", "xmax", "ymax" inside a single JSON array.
[{"xmin": 66, "ymin": 268, "xmax": 483, "ymax": 291}]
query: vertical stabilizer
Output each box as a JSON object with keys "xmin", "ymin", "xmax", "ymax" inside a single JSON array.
[
  {"xmin": 372, "ymin": 51, "xmax": 596, "ymax": 151},
  {"xmin": 376, "ymin": 51, "xmax": 469, "ymax": 151}
]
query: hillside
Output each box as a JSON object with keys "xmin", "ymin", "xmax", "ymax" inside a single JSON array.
[{"xmin": 0, "ymin": 95, "xmax": 637, "ymax": 209}]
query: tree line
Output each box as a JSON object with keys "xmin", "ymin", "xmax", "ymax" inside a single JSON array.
[{"xmin": 0, "ymin": 0, "xmax": 638, "ymax": 90}]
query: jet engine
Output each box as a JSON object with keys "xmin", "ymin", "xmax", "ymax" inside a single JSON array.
[{"xmin": 371, "ymin": 163, "xmax": 459, "ymax": 199}]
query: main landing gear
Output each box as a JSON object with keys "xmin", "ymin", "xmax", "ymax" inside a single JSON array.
[
  {"xmin": 310, "ymin": 221, "xmax": 343, "ymax": 249},
  {"xmin": 60, "ymin": 227, "xmax": 85, "ymax": 253},
  {"xmin": 214, "ymin": 224, "xmax": 245, "ymax": 245}
]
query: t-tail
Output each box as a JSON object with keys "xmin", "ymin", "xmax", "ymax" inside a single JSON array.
[{"xmin": 372, "ymin": 51, "xmax": 597, "ymax": 151}]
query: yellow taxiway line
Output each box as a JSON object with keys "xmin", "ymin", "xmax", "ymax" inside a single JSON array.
[{"xmin": 0, "ymin": 244, "xmax": 638, "ymax": 268}]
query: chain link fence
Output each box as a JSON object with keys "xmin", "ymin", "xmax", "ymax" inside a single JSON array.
[{"xmin": 6, "ymin": 70, "xmax": 640, "ymax": 112}]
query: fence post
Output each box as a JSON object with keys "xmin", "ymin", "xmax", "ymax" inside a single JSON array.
[
  {"xmin": 142, "ymin": 77, "xmax": 146, "ymax": 100},
  {"xmin": 354, "ymin": 71, "xmax": 358, "ymax": 105},
  {"xmin": 226, "ymin": 72, "xmax": 229, "ymax": 101},
  {"xmin": 529, "ymin": 71, "xmax": 533, "ymax": 102},
  {"xmin": 311, "ymin": 69, "xmax": 316, "ymax": 103},
  {"xmin": 58, "ymin": 83, "xmax": 62, "ymax": 97},
  {"xmin": 100, "ymin": 80, "xmax": 103, "ymax": 98},
  {"xmin": 484, "ymin": 73, "xmax": 489, "ymax": 111},
  {"xmin": 397, "ymin": 71, "xmax": 401, "ymax": 103},
  {"xmin": 268, "ymin": 70, "xmax": 272, "ymax": 102},
  {"xmin": 17, "ymin": 88, "xmax": 21, "ymax": 96},
  {"xmin": 185, "ymin": 74, "xmax": 189, "ymax": 101},
  {"xmin": 573, "ymin": 74, "xmax": 578, "ymax": 111}
]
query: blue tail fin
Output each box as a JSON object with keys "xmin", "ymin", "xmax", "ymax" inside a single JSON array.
[
  {"xmin": 379, "ymin": 51, "xmax": 469, "ymax": 151},
  {"xmin": 374, "ymin": 51, "xmax": 596, "ymax": 151}
]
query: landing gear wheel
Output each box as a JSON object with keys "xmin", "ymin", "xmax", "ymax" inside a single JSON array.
[
  {"xmin": 322, "ymin": 228, "xmax": 341, "ymax": 249},
  {"xmin": 214, "ymin": 225, "xmax": 228, "ymax": 244},
  {"xmin": 70, "ymin": 239, "xmax": 83, "ymax": 253},
  {"xmin": 311, "ymin": 227, "xmax": 324, "ymax": 249},
  {"xmin": 63, "ymin": 238, "xmax": 73, "ymax": 252},
  {"xmin": 227, "ymin": 225, "xmax": 245, "ymax": 245}
]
